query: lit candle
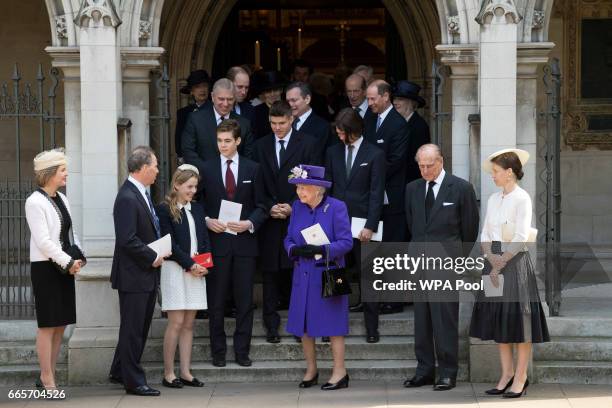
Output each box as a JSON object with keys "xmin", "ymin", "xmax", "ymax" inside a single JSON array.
[
  {"xmin": 298, "ymin": 28, "xmax": 302, "ymax": 56},
  {"xmin": 276, "ymin": 47, "xmax": 281, "ymax": 71},
  {"xmin": 255, "ymin": 41, "xmax": 260, "ymax": 68}
]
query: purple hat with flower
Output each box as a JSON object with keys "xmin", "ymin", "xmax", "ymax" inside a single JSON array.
[{"xmin": 288, "ymin": 164, "xmax": 331, "ymax": 188}]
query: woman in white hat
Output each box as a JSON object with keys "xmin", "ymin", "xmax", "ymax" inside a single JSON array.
[
  {"xmin": 469, "ymin": 148, "xmax": 549, "ymax": 398},
  {"xmin": 25, "ymin": 148, "xmax": 85, "ymax": 391},
  {"xmin": 157, "ymin": 164, "xmax": 210, "ymax": 389}
]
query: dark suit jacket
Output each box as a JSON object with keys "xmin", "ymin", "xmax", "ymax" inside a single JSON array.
[
  {"xmin": 235, "ymin": 101, "xmax": 256, "ymax": 126},
  {"xmin": 363, "ymin": 107, "xmax": 409, "ymax": 215},
  {"xmin": 175, "ymin": 102, "xmax": 210, "ymax": 157},
  {"xmin": 110, "ymin": 180, "xmax": 159, "ymax": 293},
  {"xmin": 405, "ymin": 173, "xmax": 479, "ymax": 253},
  {"xmin": 199, "ymin": 155, "xmax": 267, "ymax": 257},
  {"xmin": 405, "ymin": 111, "xmax": 431, "ymax": 183},
  {"xmin": 253, "ymin": 103, "xmax": 272, "ymax": 140},
  {"xmin": 298, "ymin": 110, "xmax": 333, "ymax": 163},
  {"xmin": 157, "ymin": 201, "xmax": 211, "ymax": 270},
  {"xmin": 252, "ymin": 130, "xmax": 319, "ymax": 270},
  {"xmin": 182, "ymin": 105, "xmax": 254, "ymax": 174},
  {"xmin": 325, "ymin": 140, "xmax": 386, "ymax": 232}
]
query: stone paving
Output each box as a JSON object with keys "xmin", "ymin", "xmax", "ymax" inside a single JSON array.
[{"xmin": 1, "ymin": 381, "xmax": 612, "ymax": 408}]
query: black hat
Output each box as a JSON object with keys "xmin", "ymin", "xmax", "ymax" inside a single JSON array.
[
  {"xmin": 180, "ymin": 69, "xmax": 211, "ymax": 95},
  {"xmin": 251, "ymin": 70, "xmax": 287, "ymax": 95},
  {"xmin": 393, "ymin": 80, "xmax": 426, "ymax": 108}
]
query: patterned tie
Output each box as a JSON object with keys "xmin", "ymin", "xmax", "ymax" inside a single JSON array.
[
  {"xmin": 218, "ymin": 116, "xmax": 227, "ymax": 126},
  {"xmin": 346, "ymin": 144, "xmax": 354, "ymax": 179},
  {"xmin": 278, "ymin": 139, "xmax": 286, "ymax": 166},
  {"xmin": 354, "ymin": 106, "xmax": 361, "ymax": 115},
  {"xmin": 376, "ymin": 115, "xmax": 382, "ymax": 132},
  {"xmin": 225, "ymin": 159, "xmax": 236, "ymax": 200},
  {"xmin": 425, "ymin": 180, "xmax": 436, "ymax": 223},
  {"xmin": 145, "ymin": 190, "xmax": 161, "ymax": 238}
]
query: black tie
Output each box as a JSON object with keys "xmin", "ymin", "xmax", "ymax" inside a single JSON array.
[
  {"xmin": 278, "ymin": 139, "xmax": 286, "ymax": 166},
  {"xmin": 346, "ymin": 145, "xmax": 354, "ymax": 179},
  {"xmin": 292, "ymin": 117, "xmax": 300, "ymax": 130},
  {"xmin": 425, "ymin": 180, "xmax": 436, "ymax": 223}
]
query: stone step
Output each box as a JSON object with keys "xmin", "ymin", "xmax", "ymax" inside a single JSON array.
[
  {"xmin": 545, "ymin": 317, "xmax": 612, "ymax": 337},
  {"xmin": 534, "ymin": 337, "xmax": 612, "ymax": 362},
  {"xmin": 141, "ymin": 360, "xmax": 470, "ymax": 384},
  {"xmin": 141, "ymin": 336, "xmax": 470, "ymax": 362},
  {"xmin": 0, "ymin": 341, "xmax": 68, "ymax": 366},
  {"xmin": 534, "ymin": 361, "xmax": 612, "ymax": 385},
  {"xmin": 0, "ymin": 364, "xmax": 68, "ymax": 387}
]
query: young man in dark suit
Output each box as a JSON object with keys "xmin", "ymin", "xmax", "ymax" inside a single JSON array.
[
  {"xmin": 286, "ymin": 81, "xmax": 333, "ymax": 163},
  {"xmin": 252, "ymin": 100, "xmax": 319, "ymax": 343},
  {"xmin": 403, "ymin": 144, "xmax": 479, "ymax": 391},
  {"xmin": 109, "ymin": 146, "xmax": 164, "ymax": 397},
  {"xmin": 364, "ymin": 80, "xmax": 409, "ymax": 315},
  {"xmin": 199, "ymin": 119, "xmax": 267, "ymax": 368},
  {"xmin": 182, "ymin": 78, "xmax": 254, "ymax": 176},
  {"xmin": 325, "ymin": 108, "xmax": 386, "ymax": 343},
  {"xmin": 175, "ymin": 70, "xmax": 211, "ymax": 163},
  {"xmin": 227, "ymin": 66, "xmax": 256, "ymax": 125}
]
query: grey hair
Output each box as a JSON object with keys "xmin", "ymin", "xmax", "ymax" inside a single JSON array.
[
  {"xmin": 212, "ymin": 78, "xmax": 235, "ymax": 94},
  {"xmin": 316, "ymin": 185, "xmax": 327, "ymax": 197},
  {"xmin": 353, "ymin": 65, "xmax": 373, "ymax": 77},
  {"xmin": 415, "ymin": 143, "xmax": 443, "ymax": 162},
  {"xmin": 286, "ymin": 81, "xmax": 312, "ymax": 98},
  {"xmin": 128, "ymin": 145, "xmax": 155, "ymax": 173}
]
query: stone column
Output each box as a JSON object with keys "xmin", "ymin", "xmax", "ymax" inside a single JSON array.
[{"xmin": 436, "ymin": 45, "xmax": 479, "ymax": 183}]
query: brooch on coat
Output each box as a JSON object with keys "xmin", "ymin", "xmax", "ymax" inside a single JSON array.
[{"xmin": 323, "ymin": 203, "xmax": 330, "ymax": 213}]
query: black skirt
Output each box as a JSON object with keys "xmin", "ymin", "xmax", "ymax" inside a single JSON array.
[
  {"xmin": 31, "ymin": 261, "xmax": 76, "ymax": 328},
  {"xmin": 469, "ymin": 243, "xmax": 550, "ymax": 344}
]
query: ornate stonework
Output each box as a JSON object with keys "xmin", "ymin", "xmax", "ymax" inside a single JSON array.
[
  {"xmin": 139, "ymin": 20, "xmax": 152, "ymax": 39},
  {"xmin": 74, "ymin": 0, "xmax": 122, "ymax": 28},
  {"xmin": 55, "ymin": 15, "xmax": 67, "ymax": 39},
  {"xmin": 475, "ymin": 0, "xmax": 523, "ymax": 25},
  {"xmin": 447, "ymin": 15, "xmax": 460, "ymax": 34},
  {"xmin": 532, "ymin": 10, "xmax": 545, "ymax": 29}
]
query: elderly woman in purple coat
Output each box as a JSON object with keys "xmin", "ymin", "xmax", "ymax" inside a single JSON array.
[{"xmin": 284, "ymin": 164, "xmax": 353, "ymax": 391}]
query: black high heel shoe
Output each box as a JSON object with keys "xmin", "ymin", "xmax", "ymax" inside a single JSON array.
[
  {"xmin": 35, "ymin": 377, "xmax": 43, "ymax": 389},
  {"xmin": 485, "ymin": 376, "xmax": 514, "ymax": 395},
  {"xmin": 503, "ymin": 378, "xmax": 529, "ymax": 398},
  {"xmin": 321, "ymin": 373, "xmax": 349, "ymax": 390},
  {"xmin": 299, "ymin": 372, "xmax": 319, "ymax": 388}
]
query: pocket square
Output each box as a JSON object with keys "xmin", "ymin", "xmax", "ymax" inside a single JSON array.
[
  {"xmin": 242, "ymin": 180, "xmax": 252, "ymax": 183},
  {"xmin": 359, "ymin": 162, "xmax": 368, "ymax": 167},
  {"xmin": 377, "ymin": 139, "xmax": 384, "ymax": 144},
  {"xmin": 443, "ymin": 202, "xmax": 454, "ymax": 206}
]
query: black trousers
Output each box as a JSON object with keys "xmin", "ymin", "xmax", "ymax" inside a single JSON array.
[
  {"xmin": 262, "ymin": 267, "xmax": 292, "ymax": 335},
  {"xmin": 414, "ymin": 300, "xmax": 459, "ymax": 379},
  {"xmin": 207, "ymin": 255, "xmax": 255, "ymax": 359},
  {"xmin": 349, "ymin": 239, "xmax": 379, "ymax": 336},
  {"xmin": 110, "ymin": 290, "xmax": 157, "ymax": 389}
]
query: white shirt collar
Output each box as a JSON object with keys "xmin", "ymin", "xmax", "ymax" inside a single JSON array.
[
  {"xmin": 296, "ymin": 108, "xmax": 312, "ymax": 129},
  {"xmin": 128, "ymin": 175, "xmax": 147, "ymax": 196},
  {"xmin": 357, "ymin": 99, "xmax": 368, "ymax": 115},
  {"xmin": 378, "ymin": 104, "xmax": 393, "ymax": 123},
  {"xmin": 431, "ymin": 168, "xmax": 446, "ymax": 186},
  {"xmin": 178, "ymin": 202, "xmax": 192, "ymax": 211},
  {"xmin": 220, "ymin": 151, "xmax": 239, "ymax": 165},
  {"xmin": 213, "ymin": 107, "xmax": 229, "ymax": 123},
  {"xmin": 234, "ymin": 103, "xmax": 241, "ymax": 115},
  {"xmin": 348, "ymin": 136, "xmax": 364, "ymax": 151},
  {"xmin": 406, "ymin": 111, "xmax": 415, "ymax": 122},
  {"xmin": 275, "ymin": 129, "xmax": 292, "ymax": 144}
]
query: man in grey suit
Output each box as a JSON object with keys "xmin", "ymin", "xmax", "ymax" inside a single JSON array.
[{"xmin": 403, "ymin": 144, "xmax": 479, "ymax": 391}]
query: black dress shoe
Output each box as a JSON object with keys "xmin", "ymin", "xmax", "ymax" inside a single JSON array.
[
  {"xmin": 366, "ymin": 334, "xmax": 380, "ymax": 343},
  {"xmin": 212, "ymin": 357, "xmax": 226, "ymax": 367},
  {"xmin": 162, "ymin": 378, "xmax": 183, "ymax": 388},
  {"xmin": 321, "ymin": 336, "xmax": 330, "ymax": 342},
  {"xmin": 380, "ymin": 303, "xmax": 404, "ymax": 315},
  {"xmin": 266, "ymin": 334, "xmax": 281, "ymax": 343},
  {"xmin": 403, "ymin": 375, "xmax": 434, "ymax": 388},
  {"xmin": 108, "ymin": 374, "xmax": 124, "ymax": 385},
  {"xmin": 321, "ymin": 373, "xmax": 349, "ymax": 390},
  {"xmin": 125, "ymin": 385, "xmax": 161, "ymax": 396},
  {"xmin": 298, "ymin": 372, "xmax": 319, "ymax": 388},
  {"xmin": 433, "ymin": 377, "xmax": 456, "ymax": 391},
  {"xmin": 236, "ymin": 356, "xmax": 252, "ymax": 367},
  {"xmin": 485, "ymin": 377, "xmax": 513, "ymax": 395},
  {"xmin": 349, "ymin": 303, "xmax": 364, "ymax": 313},
  {"xmin": 502, "ymin": 378, "xmax": 529, "ymax": 398},
  {"xmin": 179, "ymin": 377, "xmax": 204, "ymax": 387},
  {"xmin": 295, "ymin": 336, "xmax": 302, "ymax": 343}
]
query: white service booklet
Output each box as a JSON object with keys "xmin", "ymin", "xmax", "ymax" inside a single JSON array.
[
  {"xmin": 147, "ymin": 233, "xmax": 172, "ymax": 258},
  {"xmin": 300, "ymin": 223, "xmax": 330, "ymax": 260},
  {"xmin": 351, "ymin": 217, "xmax": 383, "ymax": 241},
  {"xmin": 218, "ymin": 199, "xmax": 242, "ymax": 235}
]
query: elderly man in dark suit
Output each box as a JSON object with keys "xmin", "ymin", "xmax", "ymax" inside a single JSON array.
[
  {"xmin": 403, "ymin": 144, "xmax": 479, "ymax": 391},
  {"xmin": 325, "ymin": 108, "xmax": 385, "ymax": 343},
  {"xmin": 182, "ymin": 78, "xmax": 254, "ymax": 176},
  {"xmin": 286, "ymin": 81, "xmax": 333, "ymax": 163},
  {"xmin": 175, "ymin": 70, "xmax": 211, "ymax": 163},
  {"xmin": 392, "ymin": 80, "xmax": 431, "ymax": 184},
  {"xmin": 345, "ymin": 74, "xmax": 371, "ymax": 121},
  {"xmin": 252, "ymin": 100, "xmax": 319, "ymax": 343},
  {"xmin": 109, "ymin": 146, "xmax": 164, "ymax": 397}
]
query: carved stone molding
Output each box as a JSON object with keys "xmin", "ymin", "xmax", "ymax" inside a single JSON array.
[
  {"xmin": 74, "ymin": 0, "xmax": 122, "ymax": 28},
  {"xmin": 447, "ymin": 16, "xmax": 460, "ymax": 34},
  {"xmin": 532, "ymin": 10, "xmax": 545, "ymax": 29},
  {"xmin": 475, "ymin": 0, "xmax": 523, "ymax": 25},
  {"xmin": 55, "ymin": 15, "xmax": 68, "ymax": 39},
  {"xmin": 139, "ymin": 20, "xmax": 152, "ymax": 39}
]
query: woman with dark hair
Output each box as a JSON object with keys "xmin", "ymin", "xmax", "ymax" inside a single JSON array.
[{"xmin": 470, "ymin": 148, "xmax": 549, "ymax": 399}]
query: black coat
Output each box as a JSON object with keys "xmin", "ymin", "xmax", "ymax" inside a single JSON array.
[
  {"xmin": 363, "ymin": 107, "xmax": 409, "ymax": 215},
  {"xmin": 252, "ymin": 103, "xmax": 272, "ymax": 140},
  {"xmin": 110, "ymin": 180, "xmax": 159, "ymax": 293},
  {"xmin": 175, "ymin": 101, "xmax": 210, "ymax": 157},
  {"xmin": 235, "ymin": 101, "xmax": 256, "ymax": 127},
  {"xmin": 298, "ymin": 110, "xmax": 333, "ymax": 163},
  {"xmin": 182, "ymin": 105, "xmax": 254, "ymax": 174},
  {"xmin": 325, "ymin": 140, "xmax": 386, "ymax": 232},
  {"xmin": 252, "ymin": 130, "xmax": 319, "ymax": 270},
  {"xmin": 157, "ymin": 201, "xmax": 211, "ymax": 270},
  {"xmin": 405, "ymin": 111, "xmax": 431, "ymax": 183},
  {"xmin": 199, "ymin": 155, "xmax": 267, "ymax": 257}
]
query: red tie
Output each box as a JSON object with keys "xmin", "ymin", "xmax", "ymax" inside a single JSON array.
[{"xmin": 225, "ymin": 159, "xmax": 236, "ymax": 200}]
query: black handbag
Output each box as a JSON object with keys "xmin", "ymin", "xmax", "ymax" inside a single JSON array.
[{"xmin": 321, "ymin": 245, "xmax": 352, "ymax": 298}]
